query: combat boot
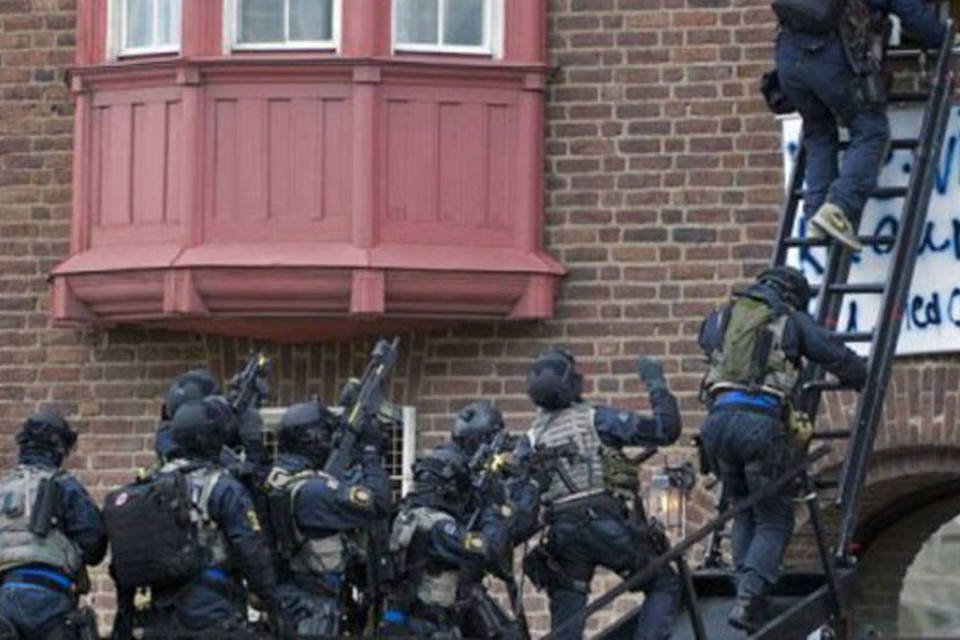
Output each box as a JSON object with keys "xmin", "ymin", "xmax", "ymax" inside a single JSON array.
[{"xmin": 728, "ymin": 596, "xmax": 767, "ymax": 633}]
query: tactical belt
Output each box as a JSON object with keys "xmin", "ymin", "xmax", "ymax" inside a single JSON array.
[
  {"xmin": 712, "ymin": 391, "xmax": 784, "ymax": 419},
  {"xmin": 548, "ymin": 489, "xmax": 626, "ymax": 520},
  {"xmin": 3, "ymin": 567, "xmax": 76, "ymax": 596}
]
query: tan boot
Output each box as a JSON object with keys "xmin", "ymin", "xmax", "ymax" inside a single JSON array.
[{"xmin": 810, "ymin": 203, "xmax": 863, "ymax": 252}]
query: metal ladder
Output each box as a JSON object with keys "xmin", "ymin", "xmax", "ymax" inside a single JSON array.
[{"xmin": 556, "ymin": 20, "xmax": 957, "ymax": 640}]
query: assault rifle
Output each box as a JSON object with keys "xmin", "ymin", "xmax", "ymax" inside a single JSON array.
[
  {"xmin": 324, "ymin": 338, "xmax": 400, "ymax": 476},
  {"xmin": 324, "ymin": 338, "xmax": 400, "ymax": 634},
  {"xmin": 227, "ymin": 351, "xmax": 271, "ymax": 415}
]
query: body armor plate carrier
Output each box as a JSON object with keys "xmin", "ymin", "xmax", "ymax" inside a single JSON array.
[
  {"xmin": 0, "ymin": 465, "xmax": 82, "ymax": 577},
  {"xmin": 264, "ymin": 467, "xmax": 347, "ymax": 577},
  {"xmin": 390, "ymin": 506, "xmax": 459, "ymax": 608}
]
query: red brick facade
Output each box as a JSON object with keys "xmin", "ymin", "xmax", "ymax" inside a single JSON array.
[{"xmin": 2, "ymin": 0, "xmax": 959, "ymax": 635}]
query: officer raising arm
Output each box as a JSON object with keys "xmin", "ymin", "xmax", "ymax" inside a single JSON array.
[
  {"xmin": 0, "ymin": 409, "xmax": 106, "ymax": 640},
  {"xmin": 523, "ymin": 347, "xmax": 682, "ymax": 640},
  {"xmin": 697, "ymin": 267, "xmax": 867, "ymax": 632},
  {"xmin": 264, "ymin": 402, "xmax": 391, "ymax": 638},
  {"xmin": 107, "ymin": 397, "xmax": 277, "ymax": 639}
]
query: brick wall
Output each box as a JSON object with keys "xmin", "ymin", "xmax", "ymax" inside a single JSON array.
[{"xmin": 2, "ymin": 0, "xmax": 959, "ymax": 636}]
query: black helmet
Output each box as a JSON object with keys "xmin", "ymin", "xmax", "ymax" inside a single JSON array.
[
  {"xmin": 410, "ymin": 444, "xmax": 471, "ymax": 516},
  {"xmin": 162, "ymin": 368, "xmax": 221, "ymax": 420},
  {"xmin": 526, "ymin": 347, "xmax": 583, "ymax": 411},
  {"xmin": 170, "ymin": 397, "xmax": 233, "ymax": 458},
  {"xmin": 452, "ymin": 401, "xmax": 504, "ymax": 457},
  {"xmin": 16, "ymin": 408, "xmax": 77, "ymax": 462},
  {"xmin": 278, "ymin": 402, "xmax": 338, "ymax": 465},
  {"xmin": 757, "ymin": 266, "xmax": 812, "ymax": 310}
]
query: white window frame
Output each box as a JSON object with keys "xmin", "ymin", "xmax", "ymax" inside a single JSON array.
[
  {"xmin": 259, "ymin": 405, "xmax": 417, "ymax": 496},
  {"xmin": 224, "ymin": 0, "xmax": 341, "ymax": 52},
  {"xmin": 108, "ymin": 0, "xmax": 182, "ymax": 58},
  {"xmin": 392, "ymin": 0, "xmax": 504, "ymax": 57}
]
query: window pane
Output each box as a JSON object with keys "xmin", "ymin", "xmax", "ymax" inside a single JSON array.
[
  {"xmin": 125, "ymin": 0, "xmax": 153, "ymax": 49},
  {"xmin": 443, "ymin": 0, "xmax": 484, "ymax": 46},
  {"xmin": 396, "ymin": 0, "xmax": 439, "ymax": 45},
  {"xmin": 290, "ymin": 0, "xmax": 332, "ymax": 41},
  {"xmin": 240, "ymin": 0, "xmax": 284, "ymax": 43},
  {"xmin": 157, "ymin": 0, "xmax": 181, "ymax": 46}
]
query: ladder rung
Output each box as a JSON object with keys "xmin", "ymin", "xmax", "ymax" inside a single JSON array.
[
  {"xmin": 813, "ymin": 476, "xmax": 839, "ymax": 489},
  {"xmin": 826, "ymin": 283, "xmax": 887, "ymax": 295},
  {"xmin": 802, "ymin": 380, "xmax": 846, "ymax": 393},
  {"xmin": 834, "ymin": 331, "xmax": 874, "ymax": 343},
  {"xmin": 887, "ymin": 91, "xmax": 930, "ymax": 102},
  {"xmin": 781, "ymin": 234, "xmax": 897, "ymax": 248},
  {"xmin": 790, "ymin": 186, "xmax": 907, "ymax": 199},
  {"xmin": 811, "ymin": 429, "xmax": 852, "ymax": 440},
  {"xmin": 871, "ymin": 186, "xmax": 909, "ymax": 199},
  {"xmin": 839, "ymin": 138, "xmax": 918, "ymax": 151}
]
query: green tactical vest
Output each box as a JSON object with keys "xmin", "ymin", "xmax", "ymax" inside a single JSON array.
[{"xmin": 702, "ymin": 296, "xmax": 800, "ymax": 399}]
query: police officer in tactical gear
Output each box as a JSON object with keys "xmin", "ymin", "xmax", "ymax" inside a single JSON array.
[
  {"xmin": 451, "ymin": 401, "xmax": 505, "ymax": 458},
  {"xmin": 0, "ymin": 408, "xmax": 106, "ymax": 640},
  {"xmin": 380, "ymin": 443, "xmax": 537, "ymax": 639},
  {"xmin": 523, "ymin": 347, "xmax": 683, "ymax": 640},
  {"xmin": 773, "ymin": 0, "xmax": 946, "ymax": 251},
  {"xmin": 264, "ymin": 401, "xmax": 391, "ymax": 637},
  {"xmin": 448, "ymin": 401, "xmax": 537, "ymax": 640},
  {"xmin": 110, "ymin": 397, "xmax": 278, "ymax": 639},
  {"xmin": 698, "ymin": 266, "xmax": 867, "ymax": 632},
  {"xmin": 154, "ymin": 368, "xmax": 221, "ymax": 463}
]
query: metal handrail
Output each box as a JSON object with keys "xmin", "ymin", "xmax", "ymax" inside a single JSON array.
[{"xmin": 541, "ymin": 447, "xmax": 831, "ymax": 640}]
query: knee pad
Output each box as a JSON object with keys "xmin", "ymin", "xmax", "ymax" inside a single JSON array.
[{"xmin": 0, "ymin": 616, "xmax": 19, "ymax": 640}]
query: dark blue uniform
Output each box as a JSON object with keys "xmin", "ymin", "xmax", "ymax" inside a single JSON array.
[
  {"xmin": 537, "ymin": 402, "xmax": 682, "ymax": 640},
  {"xmin": 270, "ymin": 451, "xmax": 390, "ymax": 635},
  {"xmin": 380, "ymin": 499, "xmax": 523, "ymax": 638},
  {"xmin": 0, "ymin": 452, "xmax": 106, "ymax": 640},
  {"xmin": 698, "ymin": 283, "xmax": 867, "ymax": 601},
  {"xmin": 114, "ymin": 463, "xmax": 276, "ymax": 638},
  {"xmin": 776, "ymin": 0, "xmax": 945, "ymax": 223}
]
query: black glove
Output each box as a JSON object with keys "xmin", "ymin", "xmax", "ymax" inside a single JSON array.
[
  {"xmin": 237, "ymin": 407, "xmax": 263, "ymax": 444},
  {"xmin": 637, "ymin": 356, "xmax": 668, "ymax": 393}
]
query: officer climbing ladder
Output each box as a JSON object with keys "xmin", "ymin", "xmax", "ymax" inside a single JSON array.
[{"xmin": 562, "ymin": 12, "xmax": 958, "ymax": 640}]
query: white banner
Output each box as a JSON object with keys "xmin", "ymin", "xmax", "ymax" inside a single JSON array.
[{"xmin": 781, "ymin": 105, "xmax": 960, "ymax": 356}]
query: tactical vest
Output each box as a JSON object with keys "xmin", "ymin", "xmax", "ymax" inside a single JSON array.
[
  {"xmin": 702, "ymin": 297, "xmax": 800, "ymax": 399},
  {"xmin": 0, "ymin": 465, "xmax": 82, "ymax": 576},
  {"xmin": 162, "ymin": 461, "xmax": 228, "ymax": 568},
  {"xmin": 389, "ymin": 506, "xmax": 459, "ymax": 609},
  {"xmin": 264, "ymin": 467, "xmax": 347, "ymax": 576},
  {"xmin": 529, "ymin": 403, "xmax": 605, "ymax": 503}
]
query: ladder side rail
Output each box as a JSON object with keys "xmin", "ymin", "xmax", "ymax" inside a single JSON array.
[
  {"xmin": 540, "ymin": 447, "xmax": 832, "ymax": 640},
  {"xmin": 773, "ymin": 135, "xmax": 810, "ymax": 266},
  {"xmin": 834, "ymin": 26, "xmax": 956, "ymax": 556}
]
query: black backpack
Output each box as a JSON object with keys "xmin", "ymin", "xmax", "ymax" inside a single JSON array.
[
  {"xmin": 104, "ymin": 468, "xmax": 212, "ymax": 591},
  {"xmin": 772, "ymin": 0, "xmax": 844, "ymax": 34}
]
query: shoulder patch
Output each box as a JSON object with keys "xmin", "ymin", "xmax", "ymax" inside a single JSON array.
[
  {"xmin": 245, "ymin": 507, "xmax": 261, "ymax": 532},
  {"xmin": 462, "ymin": 532, "xmax": 486, "ymax": 553},
  {"xmin": 348, "ymin": 486, "xmax": 372, "ymax": 507}
]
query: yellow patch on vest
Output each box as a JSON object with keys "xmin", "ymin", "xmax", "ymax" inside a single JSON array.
[
  {"xmin": 246, "ymin": 508, "xmax": 261, "ymax": 532},
  {"xmin": 349, "ymin": 486, "xmax": 372, "ymax": 506},
  {"xmin": 463, "ymin": 533, "xmax": 486, "ymax": 553}
]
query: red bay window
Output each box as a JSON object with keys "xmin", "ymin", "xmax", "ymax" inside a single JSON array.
[{"xmin": 52, "ymin": 0, "xmax": 562, "ymax": 341}]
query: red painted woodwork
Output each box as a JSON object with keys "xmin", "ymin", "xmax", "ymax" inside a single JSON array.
[{"xmin": 52, "ymin": 1, "xmax": 561, "ymax": 342}]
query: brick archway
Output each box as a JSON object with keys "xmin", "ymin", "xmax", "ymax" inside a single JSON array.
[{"xmin": 844, "ymin": 448, "xmax": 960, "ymax": 638}]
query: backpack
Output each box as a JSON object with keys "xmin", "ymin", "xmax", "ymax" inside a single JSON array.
[
  {"xmin": 104, "ymin": 466, "xmax": 220, "ymax": 591},
  {"xmin": 772, "ymin": 0, "xmax": 845, "ymax": 34},
  {"xmin": 702, "ymin": 296, "xmax": 798, "ymax": 398}
]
